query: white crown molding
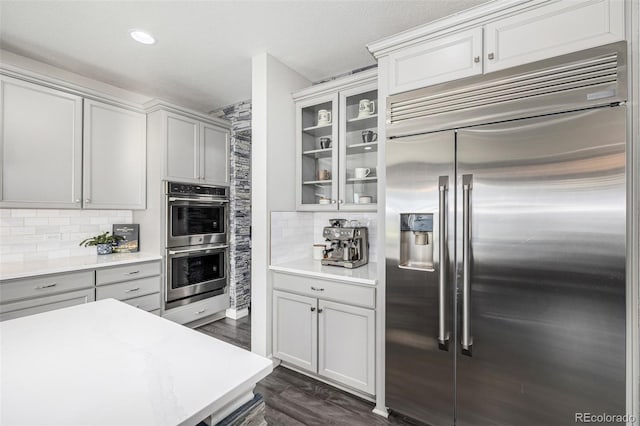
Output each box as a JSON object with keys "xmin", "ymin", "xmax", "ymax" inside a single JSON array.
[
  {"xmin": 367, "ymin": 0, "xmax": 551, "ymax": 58},
  {"xmin": 144, "ymin": 98, "xmax": 231, "ymax": 128},
  {"xmin": 0, "ymin": 63, "xmax": 146, "ymax": 112},
  {"xmin": 292, "ymin": 68, "xmax": 378, "ymax": 102}
]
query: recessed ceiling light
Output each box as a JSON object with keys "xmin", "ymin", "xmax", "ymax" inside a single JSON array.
[{"xmin": 129, "ymin": 30, "xmax": 156, "ymax": 45}]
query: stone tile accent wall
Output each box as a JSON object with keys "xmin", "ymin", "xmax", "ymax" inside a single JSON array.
[
  {"xmin": 220, "ymin": 101, "xmax": 252, "ymax": 312},
  {"xmin": 0, "ymin": 209, "xmax": 132, "ymax": 262}
]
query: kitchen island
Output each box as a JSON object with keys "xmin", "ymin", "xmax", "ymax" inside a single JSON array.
[{"xmin": 0, "ymin": 299, "xmax": 273, "ymax": 426}]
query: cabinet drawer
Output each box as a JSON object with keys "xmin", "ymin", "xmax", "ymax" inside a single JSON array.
[
  {"xmin": 96, "ymin": 276, "xmax": 160, "ymax": 301},
  {"xmin": 162, "ymin": 293, "xmax": 229, "ymax": 325},
  {"xmin": 0, "ymin": 271, "xmax": 94, "ymax": 304},
  {"xmin": 0, "ymin": 288, "xmax": 95, "ymax": 322},
  {"xmin": 121, "ymin": 292, "xmax": 161, "ymax": 312},
  {"xmin": 272, "ymin": 273, "xmax": 375, "ymax": 309},
  {"xmin": 96, "ymin": 261, "xmax": 161, "ymax": 285}
]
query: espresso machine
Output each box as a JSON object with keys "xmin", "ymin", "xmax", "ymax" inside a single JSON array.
[{"xmin": 321, "ymin": 219, "xmax": 369, "ymax": 268}]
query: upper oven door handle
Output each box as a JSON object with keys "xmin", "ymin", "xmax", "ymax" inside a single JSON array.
[
  {"xmin": 168, "ymin": 245, "xmax": 228, "ymax": 255},
  {"xmin": 168, "ymin": 196, "xmax": 229, "ymax": 203}
]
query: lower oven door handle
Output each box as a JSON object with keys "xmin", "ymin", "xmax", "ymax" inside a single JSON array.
[{"xmin": 168, "ymin": 245, "xmax": 228, "ymax": 255}]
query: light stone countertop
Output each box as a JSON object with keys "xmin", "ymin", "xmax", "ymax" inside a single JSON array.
[
  {"xmin": 269, "ymin": 258, "xmax": 377, "ymax": 285},
  {"xmin": 0, "ymin": 299, "xmax": 273, "ymax": 426},
  {"xmin": 0, "ymin": 252, "xmax": 162, "ymax": 281}
]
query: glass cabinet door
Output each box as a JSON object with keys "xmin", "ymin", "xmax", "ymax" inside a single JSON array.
[
  {"xmin": 339, "ymin": 85, "xmax": 378, "ymax": 210},
  {"xmin": 297, "ymin": 94, "xmax": 339, "ymax": 210}
]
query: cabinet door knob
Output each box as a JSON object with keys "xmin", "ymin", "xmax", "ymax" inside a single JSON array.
[
  {"xmin": 488, "ymin": 52, "xmax": 495, "ymax": 60},
  {"xmin": 85, "ymin": 199, "xmax": 91, "ymax": 203},
  {"xmin": 318, "ymin": 308, "xmax": 323, "ymax": 313},
  {"xmin": 338, "ymin": 199, "xmax": 344, "ymax": 204},
  {"xmin": 75, "ymin": 199, "xmax": 81, "ymax": 203},
  {"xmin": 330, "ymin": 199, "xmax": 336, "ymax": 204},
  {"xmin": 310, "ymin": 307, "xmax": 316, "ymax": 312},
  {"xmin": 474, "ymin": 56, "xmax": 480, "ymax": 63}
]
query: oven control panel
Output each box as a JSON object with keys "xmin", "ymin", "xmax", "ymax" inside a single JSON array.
[{"xmin": 168, "ymin": 182, "xmax": 228, "ymax": 198}]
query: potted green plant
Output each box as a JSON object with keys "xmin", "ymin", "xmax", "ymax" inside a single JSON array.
[{"xmin": 79, "ymin": 232, "xmax": 123, "ymax": 255}]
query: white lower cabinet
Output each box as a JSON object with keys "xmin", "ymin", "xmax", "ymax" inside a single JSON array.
[
  {"xmin": 162, "ymin": 293, "xmax": 229, "ymax": 325},
  {"xmin": 273, "ymin": 283, "xmax": 376, "ymax": 395},
  {"xmin": 318, "ymin": 300, "xmax": 375, "ymax": 395},
  {"xmin": 95, "ymin": 261, "xmax": 161, "ymax": 313},
  {"xmin": 0, "ymin": 268, "xmax": 95, "ymax": 322},
  {"xmin": 0, "ymin": 288, "xmax": 95, "ymax": 322},
  {"xmin": 273, "ymin": 291, "xmax": 318, "ymax": 372}
]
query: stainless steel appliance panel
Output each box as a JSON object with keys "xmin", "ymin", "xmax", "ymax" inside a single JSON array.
[
  {"xmin": 167, "ymin": 199, "xmax": 227, "ymax": 248},
  {"xmin": 166, "ymin": 245, "xmax": 228, "ymax": 309},
  {"xmin": 455, "ymin": 107, "xmax": 626, "ymax": 426},
  {"xmin": 386, "ymin": 131, "xmax": 456, "ymax": 425}
]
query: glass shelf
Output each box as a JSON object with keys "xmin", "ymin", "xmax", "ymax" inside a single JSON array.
[
  {"xmin": 346, "ymin": 142, "xmax": 378, "ymax": 155},
  {"xmin": 346, "ymin": 177, "xmax": 378, "ymax": 183},
  {"xmin": 303, "ymin": 179, "xmax": 333, "ymax": 186},
  {"xmin": 346, "ymin": 114, "xmax": 378, "ymax": 131},
  {"xmin": 302, "ymin": 123, "xmax": 332, "ymax": 137},
  {"xmin": 302, "ymin": 148, "xmax": 333, "ymax": 159}
]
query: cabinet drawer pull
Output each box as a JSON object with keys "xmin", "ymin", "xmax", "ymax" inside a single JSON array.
[
  {"xmin": 195, "ymin": 309, "xmax": 207, "ymax": 315},
  {"xmin": 125, "ymin": 287, "xmax": 141, "ymax": 293},
  {"xmin": 125, "ymin": 270, "xmax": 140, "ymax": 275},
  {"xmin": 35, "ymin": 283, "xmax": 57, "ymax": 290},
  {"xmin": 310, "ymin": 286, "xmax": 324, "ymax": 292}
]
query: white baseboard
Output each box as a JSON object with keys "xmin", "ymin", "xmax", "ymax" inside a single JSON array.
[
  {"xmin": 226, "ymin": 307, "xmax": 249, "ymax": 320},
  {"xmin": 372, "ymin": 407, "xmax": 389, "ymax": 418}
]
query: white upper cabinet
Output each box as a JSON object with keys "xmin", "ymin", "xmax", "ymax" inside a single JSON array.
[
  {"xmin": 294, "ymin": 69, "xmax": 379, "ymax": 211},
  {"xmin": 484, "ymin": 0, "xmax": 625, "ymax": 73},
  {"xmin": 166, "ymin": 113, "xmax": 200, "ymax": 182},
  {"xmin": 0, "ymin": 76, "xmax": 83, "ymax": 209},
  {"xmin": 371, "ymin": 0, "xmax": 625, "ymax": 93},
  {"xmin": 161, "ymin": 110, "xmax": 230, "ymax": 185},
  {"xmin": 388, "ymin": 27, "xmax": 483, "ymax": 95},
  {"xmin": 201, "ymin": 123, "xmax": 230, "ymax": 185},
  {"xmin": 83, "ymin": 100, "xmax": 146, "ymax": 210}
]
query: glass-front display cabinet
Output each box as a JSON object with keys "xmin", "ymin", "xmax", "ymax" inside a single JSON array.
[
  {"xmin": 294, "ymin": 70, "xmax": 378, "ymax": 211},
  {"xmin": 338, "ymin": 83, "xmax": 377, "ymax": 211},
  {"xmin": 295, "ymin": 93, "xmax": 339, "ymax": 210}
]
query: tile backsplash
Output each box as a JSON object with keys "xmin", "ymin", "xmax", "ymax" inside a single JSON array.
[
  {"xmin": 271, "ymin": 211, "xmax": 377, "ymax": 265},
  {"xmin": 0, "ymin": 209, "xmax": 132, "ymax": 262}
]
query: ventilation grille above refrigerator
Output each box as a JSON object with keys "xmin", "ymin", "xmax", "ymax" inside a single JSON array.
[{"xmin": 386, "ymin": 41, "xmax": 627, "ymax": 137}]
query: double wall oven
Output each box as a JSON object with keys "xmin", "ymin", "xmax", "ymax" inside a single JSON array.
[{"xmin": 165, "ymin": 182, "xmax": 229, "ymax": 310}]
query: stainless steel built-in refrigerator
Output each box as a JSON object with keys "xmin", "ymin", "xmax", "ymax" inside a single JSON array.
[{"xmin": 385, "ymin": 42, "xmax": 627, "ymax": 426}]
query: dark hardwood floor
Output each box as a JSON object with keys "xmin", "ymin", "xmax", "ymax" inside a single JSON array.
[{"xmin": 197, "ymin": 316, "xmax": 425, "ymax": 426}]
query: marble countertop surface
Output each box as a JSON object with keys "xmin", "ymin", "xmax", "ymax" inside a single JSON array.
[
  {"xmin": 269, "ymin": 258, "xmax": 377, "ymax": 285},
  {"xmin": 0, "ymin": 299, "xmax": 273, "ymax": 426},
  {"xmin": 0, "ymin": 252, "xmax": 162, "ymax": 281}
]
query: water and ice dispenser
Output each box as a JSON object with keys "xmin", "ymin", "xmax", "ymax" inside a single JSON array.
[{"xmin": 399, "ymin": 213, "xmax": 434, "ymax": 270}]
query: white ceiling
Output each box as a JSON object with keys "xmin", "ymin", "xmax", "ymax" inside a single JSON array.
[{"xmin": 0, "ymin": 0, "xmax": 488, "ymax": 113}]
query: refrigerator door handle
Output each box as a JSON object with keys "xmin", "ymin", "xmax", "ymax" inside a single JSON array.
[
  {"xmin": 438, "ymin": 176, "xmax": 450, "ymax": 350},
  {"xmin": 462, "ymin": 174, "xmax": 474, "ymax": 355}
]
